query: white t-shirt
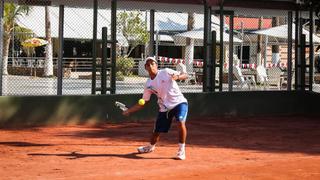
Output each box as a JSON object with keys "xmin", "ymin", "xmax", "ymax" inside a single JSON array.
[{"xmin": 142, "ymin": 68, "xmax": 187, "ymax": 112}]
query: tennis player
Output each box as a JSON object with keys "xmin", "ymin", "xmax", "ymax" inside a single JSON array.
[{"xmin": 123, "ymin": 56, "xmax": 189, "ymax": 160}]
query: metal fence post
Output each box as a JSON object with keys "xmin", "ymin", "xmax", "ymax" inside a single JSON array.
[
  {"xmin": 287, "ymin": 11, "xmax": 293, "ymax": 91},
  {"xmin": 228, "ymin": 11, "xmax": 234, "ymax": 92},
  {"xmin": 111, "ymin": 0, "xmax": 117, "ymax": 94},
  {"xmin": 57, "ymin": 5, "xmax": 64, "ymax": 95},
  {"xmin": 294, "ymin": 10, "xmax": 300, "ymax": 90},
  {"xmin": 203, "ymin": 0, "xmax": 211, "ymax": 92},
  {"xmin": 101, "ymin": 27, "xmax": 108, "ymax": 94},
  {"xmin": 219, "ymin": 3, "xmax": 226, "ymax": 91},
  {"xmin": 149, "ymin": 9, "xmax": 155, "ymax": 57},
  {"xmin": 0, "ymin": 0, "xmax": 4, "ymax": 96},
  {"xmin": 309, "ymin": 5, "xmax": 314, "ymax": 91},
  {"xmin": 91, "ymin": 0, "xmax": 98, "ymax": 95}
]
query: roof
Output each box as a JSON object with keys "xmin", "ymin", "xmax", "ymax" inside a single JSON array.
[
  {"xmin": 225, "ymin": 17, "xmax": 272, "ymax": 30},
  {"xmin": 150, "ymin": 12, "xmax": 222, "ymax": 31},
  {"xmin": 252, "ymin": 24, "xmax": 320, "ymax": 43},
  {"xmin": 173, "ymin": 29, "xmax": 242, "ymax": 46}
]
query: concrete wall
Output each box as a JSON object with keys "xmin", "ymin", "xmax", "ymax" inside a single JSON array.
[{"xmin": 0, "ymin": 91, "xmax": 319, "ymax": 127}]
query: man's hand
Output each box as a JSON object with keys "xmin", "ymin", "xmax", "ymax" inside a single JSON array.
[
  {"xmin": 122, "ymin": 103, "xmax": 145, "ymax": 116},
  {"xmin": 169, "ymin": 72, "xmax": 188, "ymax": 81},
  {"xmin": 122, "ymin": 110, "xmax": 130, "ymax": 116},
  {"xmin": 171, "ymin": 74, "xmax": 180, "ymax": 81}
]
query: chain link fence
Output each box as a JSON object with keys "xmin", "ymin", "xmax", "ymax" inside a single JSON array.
[{"xmin": 1, "ymin": 2, "xmax": 320, "ymax": 95}]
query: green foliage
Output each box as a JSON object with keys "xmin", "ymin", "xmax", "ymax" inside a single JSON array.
[
  {"xmin": 3, "ymin": 3, "xmax": 33, "ymax": 50},
  {"xmin": 2, "ymin": 3, "xmax": 33, "ymax": 75},
  {"xmin": 13, "ymin": 26, "xmax": 33, "ymax": 41},
  {"xmin": 117, "ymin": 11, "xmax": 149, "ymax": 56},
  {"xmin": 116, "ymin": 71, "xmax": 125, "ymax": 81},
  {"xmin": 116, "ymin": 56, "xmax": 135, "ymax": 76},
  {"xmin": 4, "ymin": 3, "xmax": 32, "ymax": 36}
]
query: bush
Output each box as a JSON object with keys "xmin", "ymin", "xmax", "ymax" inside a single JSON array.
[
  {"xmin": 8, "ymin": 67, "xmax": 44, "ymax": 76},
  {"xmin": 116, "ymin": 56, "xmax": 134, "ymax": 76},
  {"xmin": 116, "ymin": 71, "xmax": 125, "ymax": 81}
]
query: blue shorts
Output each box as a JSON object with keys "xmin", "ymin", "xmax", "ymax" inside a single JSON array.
[{"xmin": 154, "ymin": 103, "xmax": 188, "ymax": 133}]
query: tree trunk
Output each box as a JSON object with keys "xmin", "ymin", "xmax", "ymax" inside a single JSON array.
[
  {"xmin": 257, "ymin": 17, "xmax": 263, "ymax": 66},
  {"xmin": 44, "ymin": 6, "xmax": 53, "ymax": 76},
  {"xmin": 186, "ymin": 12, "xmax": 195, "ymax": 43},
  {"xmin": 2, "ymin": 34, "xmax": 11, "ymax": 75},
  {"xmin": 271, "ymin": 17, "xmax": 281, "ymax": 64},
  {"xmin": 185, "ymin": 12, "xmax": 195, "ymax": 73}
]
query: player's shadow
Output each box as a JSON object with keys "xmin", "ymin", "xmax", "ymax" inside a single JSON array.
[
  {"xmin": 28, "ymin": 151, "xmax": 174, "ymax": 160},
  {"xmin": 63, "ymin": 117, "xmax": 320, "ymax": 155},
  {"xmin": 0, "ymin": 141, "xmax": 53, "ymax": 147}
]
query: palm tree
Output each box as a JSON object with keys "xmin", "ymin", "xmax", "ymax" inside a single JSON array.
[
  {"xmin": 257, "ymin": 16, "xmax": 263, "ymax": 66},
  {"xmin": 271, "ymin": 17, "xmax": 285, "ymax": 64},
  {"xmin": 2, "ymin": 3, "xmax": 31, "ymax": 75},
  {"xmin": 44, "ymin": 6, "xmax": 53, "ymax": 76},
  {"xmin": 185, "ymin": 12, "xmax": 195, "ymax": 73}
]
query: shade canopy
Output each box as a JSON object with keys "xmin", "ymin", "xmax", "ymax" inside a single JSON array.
[
  {"xmin": 21, "ymin": 38, "xmax": 48, "ymax": 48},
  {"xmin": 252, "ymin": 24, "xmax": 320, "ymax": 43},
  {"xmin": 17, "ymin": 6, "xmax": 129, "ymax": 47},
  {"xmin": 173, "ymin": 28, "xmax": 242, "ymax": 46}
]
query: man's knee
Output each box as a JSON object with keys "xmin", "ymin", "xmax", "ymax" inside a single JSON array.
[
  {"xmin": 177, "ymin": 121, "xmax": 186, "ymax": 129},
  {"xmin": 153, "ymin": 132, "xmax": 161, "ymax": 137}
]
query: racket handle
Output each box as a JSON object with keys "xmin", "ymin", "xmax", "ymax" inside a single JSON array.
[
  {"xmin": 119, "ymin": 106, "xmax": 128, "ymax": 111},
  {"xmin": 115, "ymin": 101, "xmax": 128, "ymax": 111}
]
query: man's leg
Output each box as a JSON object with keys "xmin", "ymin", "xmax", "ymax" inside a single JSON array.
[
  {"xmin": 137, "ymin": 132, "xmax": 158, "ymax": 153},
  {"xmin": 150, "ymin": 132, "xmax": 160, "ymax": 145},
  {"xmin": 176, "ymin": 121, "xmax": 187, "ymax": 160},
  {"xmin": 137, "ymin": 132, "xmax": 159, "ymax": 153},
  {"xmin": 174, "ymin": 103, "xmax": 188, "ymax": 160},
  {"xmin": 137, "ymin": 112, "xmax": 167, "ymax": 154},
  {"xmin": 177, "ymin": 121, "xmax": 187, "ymax": 144}
]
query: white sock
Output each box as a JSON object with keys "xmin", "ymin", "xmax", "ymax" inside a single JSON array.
[
  {"xmin": 178, "ymin": 143, "xmax": 185, "ymax": 151},
  {"xmin": 149, "ymin": 144, "xmax": 156, "ymax": 149}
]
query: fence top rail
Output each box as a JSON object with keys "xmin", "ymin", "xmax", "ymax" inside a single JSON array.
[{"xmin": 16, "ymin": 0, "xmax": 306, "ymax": 16}]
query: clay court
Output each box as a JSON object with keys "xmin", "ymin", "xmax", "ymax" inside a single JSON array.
[{"xmin": 1, "ymin": 116, "xmax": 320, "ymax": 179}]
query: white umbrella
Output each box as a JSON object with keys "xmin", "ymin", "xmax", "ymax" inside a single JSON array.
[
  {"xmin": 173, "ymin": 28, "xmax": 242, "ymax": 46},
  {"xmin": 252, "ymin": 24, "xmax": 320, "ymax": 43}
]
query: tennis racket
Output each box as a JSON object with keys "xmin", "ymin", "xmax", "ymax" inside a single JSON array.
[{"xmin": 114, "ymin": 101, "xmax": 128, "ymax": 111}]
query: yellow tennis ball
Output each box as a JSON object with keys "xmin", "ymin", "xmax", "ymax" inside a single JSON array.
[{"xmin": 138, "ymin": 99, "xmax": 145, "ymax": 106}]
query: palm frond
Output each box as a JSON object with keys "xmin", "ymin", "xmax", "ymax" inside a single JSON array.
[{"xmin": 13, "ymin": 25, "xmax": 34, "ymax": 41}]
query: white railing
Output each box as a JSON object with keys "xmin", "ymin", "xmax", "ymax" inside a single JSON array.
[
  {"xmin": 8, "ymin": 57, "xmax": 143, "ymax": 72},
  {"xmin": 7, "ymin": 57, "xmax": 193, "ymax": 73}
]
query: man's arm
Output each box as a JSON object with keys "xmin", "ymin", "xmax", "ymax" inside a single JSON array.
[
  {"xmin": 122, "ymin": 101, "xmax": 147, "ymax": 116},
  {"xmin": 171, "ymin": 72, "xmax": 188, "ymax": 81}
]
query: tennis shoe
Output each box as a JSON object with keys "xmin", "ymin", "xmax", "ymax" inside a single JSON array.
[
  {"xmin": 176, "ymin": 150, "xmax": 186, "ymax": 160},
  {"xmin": 137, "ymin": 145, "xmax": 155, "ymax": 153}
]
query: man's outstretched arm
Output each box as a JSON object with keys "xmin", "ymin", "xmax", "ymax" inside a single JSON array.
[{"xmin": 122, "ymin": 101, "xmax": 147, "ymax": 116}]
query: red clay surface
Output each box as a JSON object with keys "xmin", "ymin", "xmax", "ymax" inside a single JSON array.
[{"xmin": 1, "ymin": 116, "xmax": 320, "ymax": 180}]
